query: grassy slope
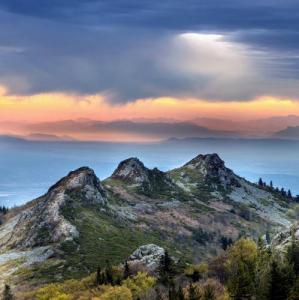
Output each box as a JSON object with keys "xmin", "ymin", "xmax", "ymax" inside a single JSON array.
[{"xmin": 12, "ymin": 168, "xmax": 295, "ymax": 287}]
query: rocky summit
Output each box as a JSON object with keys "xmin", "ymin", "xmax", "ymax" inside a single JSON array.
[
  {"xmin": 0, "ymin": 153, "xmax": 297, "ymax": 292},
  {"xmin": 111, "ymin": 158, "xmax": 150, "ymax": 184},
  {"xmin": 110, "ymin": 157, "xmax": 175, "ymax": 195}
]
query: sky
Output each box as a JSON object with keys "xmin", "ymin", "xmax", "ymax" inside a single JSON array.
[{"xmin": 1, "ymin": 1, "xmax": 299, "ymax": 140}]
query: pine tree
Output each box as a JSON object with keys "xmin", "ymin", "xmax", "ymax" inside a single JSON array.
[
  {"xmin": 3, "ymin": 284, "xmax": 13, "ymax": 300},
  {"xmin": 96, "ymin": 266, "xmax": 104, "ymax": 285},
  {"xmin": 287, "ymin": 189, "xmax": 292, "ymax": 198},
  {"xmin": 123, "ymin": 261, "xmax": 130, "ymax": 279},
  {"xmin": 168, "ymin": 280, "xmax": 176, "ymax": 300},
  {"xmin": 268, "ymin": 259, "xmax": 293, "ymax": 300},
  {"xmin": 177, "ymin": 286, "xmax": 184, "ymax": 300},
  {"xmin": 158, "ymin": 250, "xmax": 174, "ymax": 284},
  {"xmin": 286, "ymin": 235, "xmax": 299, "ymax": 276},
  {"xmin": 270, "ymin": 180, "xmax": 273, "ymax": 189},
  {"xmin": 281, "ymin": 188, "xmax": 286, "ymax": 197},
  {"xmin": 105, "ymin": 260, "xmax": 113, "ymax": 285},
  {"xmin": 258, "ymin": 178, "xmax": 264, "ymax": 187},
  {"xmin": 191, "ymin": 269, "xmax": 200, "ymax": 282},
  {"xmin": 288, "ymin": 278, "xmax": 299, "ymax": 300}
]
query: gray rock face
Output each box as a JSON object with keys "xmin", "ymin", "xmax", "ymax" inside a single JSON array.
[
  {"xmin": 127, "ymin": 244, "xmax": 165, "ymax": 272},
  {"xmin": 111, "ymin": 157, "xmax": 174, "ymax": 193},
  {"xmin": 272, "ymin": 222, "xmax": 299, "ymax": 251},
  {"xmin": 0, "ymin": 167, "xmax": 106, "ymax": 250},
  {"xmin": 49, "ymin": 167, "xmax": 107, "ymax": 204},
  {"xmin": 184, "ymin": 153, "xmax": 239, "ymax": 187},
  {"xmin": 112, "ymin": 158, "xmax": 151, "ymax": 184}
]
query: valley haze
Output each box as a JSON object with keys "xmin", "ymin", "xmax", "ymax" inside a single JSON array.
[{"xmin": 1, "ymin": 137, "xmax": 299, "ymax": 207}]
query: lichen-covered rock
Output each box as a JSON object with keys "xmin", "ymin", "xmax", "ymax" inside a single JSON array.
[
  {"xmin": 0, "ymin": 167, "xmax": 106, "ymax": 250},
  {"xmin": 111, "ymin": 157, "xmax": 175, "ymax": 195},
  {"xmin": 112, "ymin": 158, "xmax": 150, "ymax": 184},
  {"xmin": 272, "ymin": 222, "xmax": 299, "ymax": 251},
  {"xmin": 127, "ymin": 244, "xmax": 165, "ymax": 272},
  {"xmin": 184, "ymin": 153, "xmax": 239, "ymax": 187}
]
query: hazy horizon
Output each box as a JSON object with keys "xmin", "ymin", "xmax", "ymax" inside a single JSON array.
[
  {"xmin": 1, "ymin": 137, "xmax": 299, "ymax": 207},
  {"xmin": 1, "ymin": 1, "xmax": 299, "ymax": 204},
  {"xmin": 2, "ymin": 114, "xmax": 299, "ymax": 142}
]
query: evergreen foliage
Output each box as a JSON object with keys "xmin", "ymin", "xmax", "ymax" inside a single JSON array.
[{"xmin": 3, "ymin": 285, "xmax": 13, "ymax": 300}]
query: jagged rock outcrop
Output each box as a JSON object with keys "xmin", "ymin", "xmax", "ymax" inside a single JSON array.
[
  {"xmin": 127, "ymin": 244, "xmax": 165, "ymax": 273},
  {"xmin": 272, "ymin": 222, "xmax": 299, "ymax": 251},
  {"xmin": 0, "ymin": 167, "xmax": 106, "ymax": 250},
  {"xmin": 111, "ymin": 157, "xmax": 174, "ymax": 195},
  {"xmin": 112, "ymin": 158, "xmax": 150, "ymax": 184},
  {"xmin": 183, "ymin": 153, "xmax": 240, "ymax": 187}
]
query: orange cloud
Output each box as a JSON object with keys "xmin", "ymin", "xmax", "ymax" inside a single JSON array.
[{"xmin": 0, "ymin": 85, "xmax": 299, "ymax": 127}]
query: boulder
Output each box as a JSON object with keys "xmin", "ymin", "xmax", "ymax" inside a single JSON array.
[{"xmin": 127, "ymin": 244, "xmax": 165, "ymax": 273}]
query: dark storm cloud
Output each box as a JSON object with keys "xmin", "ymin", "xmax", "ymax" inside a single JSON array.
[
  {"xmin": 1, "ymin": 0, "xmax": 299, "ymax": 32},
  {"xmin": 0, "ymin": 0, "xmax": 299, "ymax": 102}
]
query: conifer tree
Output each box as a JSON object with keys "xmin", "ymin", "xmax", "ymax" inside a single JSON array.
[
  {"xmin": 124, "ymin": 261, "xmax": 130, "ymax": 279},
  {"xmin": 158, "ymin": 250, "xmax": 174, "ymax": 284},
  {"xmin": 105, "ymin": 260, "xmax": 113, "ymax": 285},
  {"xmin": 3, "ymin": 284, "xmax": 13, "ymax": 300},
  {"xmin": 286, "ymin": 235, "xmax": 299, "ymax": 276},
  {"xmin": 268, "ymin": 259, "xmax": 293, "ymax": 300},
  {"xmin": 281, "ymin": 188, "xmax": 286, "ymax": 197},
  {"xmin": 177, "ymin": 286, "xmax": 184, "ymax": 300},
  {"xmin": 258, "ymin": 178, "xmax": 264, "ymax": 187},
  {"xmin": 96, "ymin": 266, "xmax": 104, "ymax": 285}
]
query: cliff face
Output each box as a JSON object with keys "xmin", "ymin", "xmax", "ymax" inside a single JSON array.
[
  {"xmin": 272, "ymin": 222, "xmax": 299, "ymax": 251},
  {"xmin": 0, "ymin": 154, "xmax": 295, "ymax": 291},
  {"xmin": 0, "ymin": 167, "xmax": 106, "ymax": 250},
  {"xmin": 110, "ymin": 157, "xmax": 175, "ymax": 196}
]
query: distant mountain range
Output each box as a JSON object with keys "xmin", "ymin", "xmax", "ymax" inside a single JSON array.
[
  {"xmin": 0, "ymin": 133, "xmax": 75, "ymax": 142},
  {"xmin": 24, "ymin": 119, "xmax": 239, "ymax": 140},
  {"xmin": 0, "ymin": 153, "xmax": 296, "ymax": 292},
  {"xmin": 1, "ymin": 115, "xmax": 299, "ymax": 141},
  {"xmin": 193, "ymin": 115, "xmax": 299, "ymax": 136},
  {"xmin": 273, "ymin": 126, "xmax": 299, "ymax": 139}
]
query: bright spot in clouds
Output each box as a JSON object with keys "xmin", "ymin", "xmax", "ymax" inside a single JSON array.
[{"xmin": 176, "ymin": 32, "xmax": 252, "ymax": 77}]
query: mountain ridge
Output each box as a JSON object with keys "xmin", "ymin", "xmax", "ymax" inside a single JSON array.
[{"xmin": 0, "ymin": 153, "xmax": 296, "ymax": 292}]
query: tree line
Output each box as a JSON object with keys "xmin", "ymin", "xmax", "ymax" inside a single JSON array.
[{"xmin": 258, "ymin": 178, "xmax": 299, "ymax": 202}]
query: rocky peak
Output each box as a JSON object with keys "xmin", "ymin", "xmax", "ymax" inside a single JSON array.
[
  {"xmin": 49, "ymin": 167, "xmax": 99, "ymax": 191},
  {"xmin": 111, "ymin": 158, "xmax": 151, "ymax": 184},
  {"xmin": 0, "ymin": 167, "xmax": 107, "ymax": 250},
  {"xmin": 184, "ymin": 153, "xmax": 238, "ymax": 186},
  {"xmin": 111, "ymin": 158, "xmax": 175, "ymax": 195},
  {"xmin": 185, "ymin": 153, "xmax": 224, "ymax": 171},
  {"xmin": 48, "ymin": 166, "xmax": 106, "ymax": 204}
]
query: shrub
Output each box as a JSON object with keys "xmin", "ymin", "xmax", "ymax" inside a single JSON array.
[{"xmin": 123, "ymin": 272, "xmax": 156, "ymax": 299}]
